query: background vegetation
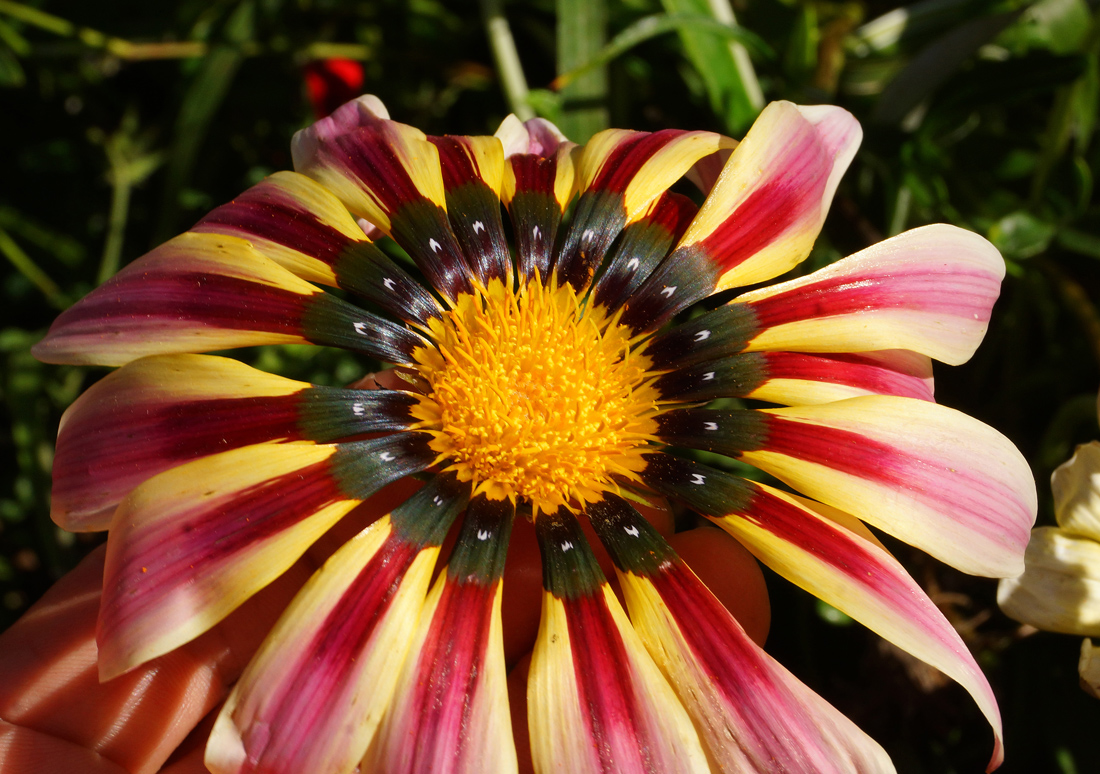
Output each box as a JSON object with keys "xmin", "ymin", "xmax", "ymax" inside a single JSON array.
[{"xmin": 2, "ymin": 0, "xmax": 1099, "ymax": 771}]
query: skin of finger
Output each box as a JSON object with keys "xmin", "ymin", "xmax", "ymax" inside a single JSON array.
[
  {"xmin": 0, "ymin": 480, "xmax": 415, "ymax": 774},
  {"xmin": 0, "ymin": 719, "xmax": 130, "ymax": 774},
  {"xmin": 0, "ymin": 543, "xmax": 316, "ymax": 774}
]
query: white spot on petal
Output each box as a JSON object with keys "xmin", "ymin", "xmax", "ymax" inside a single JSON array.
[
  {"xmin": 382, "ymin": 277, "xmax": 396, "ymax": 291},
  {"xmin": 353, "ymin": 322, "xmax": 369, "ymax": 335},
  {"xmin": 624, "ymin": 525, "xmax": 639, "ymax": 537},
  {"xmin": 690, "ymin": 473, "xmax": 706, "ymax": 485},
  {"xmin": 704, "ymin": 421, "xmax": 718, "ymax": 431},
  {"xmin": 433, "ymin": 496, "xmax": 444, "ymax": 506},
  {"xmin": 477, "ymin": 529, "xmax": 491, "ymax": 540},
  {"xmin": 658, "ymin": 560, "xmax": 673, "ymax": 571},
  {"xmin": 473, "ymin": 220, "xmax": 485, "ymax": 234},
  {"xmin": 429, "ymin": 238, "xmax": 442, "ymax": 253},
  {"xmin": 379, "ymin": 451, "xmax": 396, "ymax": 462},
  {"xmin": 702, "ymin": 371, "xmax": 715, "ymax": 381},
  {"xmin": 352, "ymin": 402, "xmax": 365, "ymax": 417},
  {"xmin": 694, "ymin": 330, "xmax": 710, "ymax": 342},
  {"xmin": 582, "ymin": 228, "xmax": 594, "ymax": 243},
  {"xmin": 626, "ymin": 258, "xmax": 640, "ymax": 271},
  {"xmin": 561, "ymin": 541, "xmax": 574, "ymax": 552},
  {"xmin": 532, "ymin": 225, "xmax": 541, "ymax": 240},
  {"xmin": 660, "ymin": 286, "xmax": 677, "ymax": 298}
]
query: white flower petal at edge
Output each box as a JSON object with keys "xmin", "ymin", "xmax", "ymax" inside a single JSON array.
[
  {"xmin": 997, "ymin": 527, "xmax": 1100, "ymax": 637},
  {"xmin": 1051, "ymin": 441, "xmax": 1100, "ymax": 540}
]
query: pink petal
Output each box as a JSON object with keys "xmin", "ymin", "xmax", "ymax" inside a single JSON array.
[{"xmin": 736, "ymin": 224, "xmax": 1005, "ymax": 366}]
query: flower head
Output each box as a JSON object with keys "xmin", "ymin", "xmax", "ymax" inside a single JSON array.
[
  {"xmin": 35, "ymin": 96, "xmax": 1037, "ymax": 773},
  {"xmin": 999, "ymin": 396, "xmax": 1100, "ymax": 699}
]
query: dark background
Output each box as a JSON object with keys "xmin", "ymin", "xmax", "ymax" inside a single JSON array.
[{"xmin": 2, "ymin": 0, "xmax": 1099, "ymax": 771}]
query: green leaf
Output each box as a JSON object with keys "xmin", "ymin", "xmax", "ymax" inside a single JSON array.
[
  {"xmin": 872, "ymin": 10, "xmax": 1024, "ymax": 126},
  {"xmin": 553, "ymin": 12, "xmax": 772, "ymax": 92},
  {"xmin": 988, "ymin": 211, "xmax": 1056, "ymax": 259},
  {"xmin": 658, "ymin": 0, "xmax": 763, "ymax": 134},
  {"xmin": 1057, "ymin": 227, "xmax": 1100, "ymax": 259},
  {"xmin": 152, "ymin": 0, "xmax": 255, "ymax": 242},
  {"xmin": 556, "ymin": 0, "xmax": 608, "ymax": 142},
  {"xmin": 0, "ymin": 43, "xmax": 23, "ymax": 87},
  {"xmin": 997, "ymin": 0, "xmax": 1090, "ymax": 56}
]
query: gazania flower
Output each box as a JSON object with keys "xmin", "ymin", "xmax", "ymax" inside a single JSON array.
[
  {"xmin": 34, "ymin": 95, "xmax": 1037, "ymax": 773},
  {"xmin": 999, "ymin": 401, "xmax": 1100, "ymax": 699}
]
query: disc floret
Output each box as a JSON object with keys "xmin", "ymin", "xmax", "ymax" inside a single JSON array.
[{"xmin": 412, "ymin": 278, "xmax": 659, "ymax": 514}]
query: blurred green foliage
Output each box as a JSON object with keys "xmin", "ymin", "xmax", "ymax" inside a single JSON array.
[{"xmin": 2, "ymin": 0, "xmax": 1100, "ymax": 771}]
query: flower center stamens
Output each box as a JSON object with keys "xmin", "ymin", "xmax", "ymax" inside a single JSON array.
[{"xmin": 412, "ymin": 277, "xmax": 658, "ymax": 515}]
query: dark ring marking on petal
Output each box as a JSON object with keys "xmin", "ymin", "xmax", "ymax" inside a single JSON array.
[
  {"xmin": 298, "ymin": 387, "xmax": 419, "ymax": 441},
  {"xmin": 389, "ymin": 199, "xmax": 475, "ymax": 301},
  {"xmin": 333, "ymin": 242, "xmax": 441, "ymax": 326},
  {"xmin": 302, "ymin": 293, "xmax": 430, "ymax": 364},
  {"xmin": 446, "ymin": 495, "xmax": 515, "ymax": 583},
  {"xmin": 652, "ymin": 354, "xmax": 768, "ymax": 403},
  {"xmin": 552, "ymin": 190, "xmax": 627, "ymax": 292},
  {"xmin": 329, "ymin": 432, "xmax": 436, "ymax": 500},
  {"xmin": 591, "ymin": 192, "xmax": 697, "ymax": 313},
  {"xmin": 644, "ymin": 303, "xmax": 759, "ymax": 370},
  {"xmin": 585, "ymin": 495, "xmax": 677, "ymax": 576},
  {"xmin": 619, "ymin": 243, "xmax": 720, "ymax": 333},
  {"xmin": 508, "ymin": 159, "xmax": 566, "ymax": 283},
  {"xmin": 535, "ymin": 508, "xmax": 606, "ymax": 599},
  {"xmin": 639, "ymin": 452, "xmax": 755, "ymax": 517},
  {"xmin": 654, "ymin": 408, "xmax": 769, "ymax": 457},
  {"xmin": 388, "ymin": 471, "xmax": 472, "ymax": 547}
]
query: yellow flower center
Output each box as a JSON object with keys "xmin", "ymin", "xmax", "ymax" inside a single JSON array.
[{"xmin": 411, "ymin": 277, "xmax": 659, "ymax": 515}]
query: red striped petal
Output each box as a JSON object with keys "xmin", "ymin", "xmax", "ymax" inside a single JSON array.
[
  {"xmin": 98, "ymin": 435, "xmax": 434, "ymax": 679},
  {"xmin": 528, "ymin": 513, "xmax": 707, "ymax": 773},
  {"xmin": 737, "ymin": 224, "xmax": 1005, "ymax": 366},
  {"xmin": 205, "ymin": 477, "xmax": 469, "ymax": 774},
  {"xmin": 371, "ymin": 499, "xmax": 516, "ymax": 773}
]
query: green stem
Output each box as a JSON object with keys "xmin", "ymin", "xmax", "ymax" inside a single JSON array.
[
  {"xmin": 480, "ymin": 0, "xmax": 534, "ymax": 120},
  {"xmin": 98, "ymin": 173, "xmax": 131, "ymax": 285},
  {"xmin": 705, "ymin": 0, "xmax": 763, "ymax": 110},
  {"xmin": 0, "ymin": 227, "xmax": 65, "ymax": 308},
  {"xmin": 557, "ymin": 0, "xmax": 609, "ymax": 141}
]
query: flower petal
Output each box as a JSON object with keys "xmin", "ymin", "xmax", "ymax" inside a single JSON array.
[
  {"xmin": 746, "ymin": 351, "xmax": 935, "ymax": 405},
  {"xmin": 735, "ymin": 224, "xmax": 1005, "ymax": 366},
  {"xmin": 1078, "ymin": 639, "xmax": 1100, "ymax": 699},
  {"xmin": 659, "ymin": 397, "xmax": 1036, "ymax": 576},
  {"xmin": 194, "ymin": 171, "xmax": 440, "ymax": 325},
  {"xmin": 205, "ymin": 475, "xmax": 470, "ymax": 774},
  {"xmin": 97, "ymin": 434, "xmax": 434, "ymax": 679},
  {"xmin": 430, "ymin": 135, "xmax": 511, "ymax": 284},
  {"xmin": 619, "ymin": 103, "xmax": 859, "ymax": 331},
  {"xmin": 751, "ymin": 397, "xmax": 1035, "ymax": 576},
  {"xmin": 1052, "ymin": 442, "xmax": 1100, "ymax": 541},
  {"xmin": 31, "ymin": 232, "xmax": 426, "ymax": 367},
  {"xmin": 680, "ymin": 101, "xmax": 860, "ymax": 290},
  {"xmin": 528, "ymin": 510, "xmax": 708, "ymax": 774},
  {"xmin": 591, "ymin": 192, "xmax": 698, "ymax": 313},
  {"xmin": 652, "ymin": 350, "xmax": 934, "ymax": 406},
  {"xmin": 496, "ymin": 116, "xmax": 577, "ymax": 283},
  {"xmin": 997, "ymin": 527, "xmax": 1100, "ymax": 636},
  {"xmin": 588, "ymin": 496, "xmax": 896, "ymax": 773},
  {"xmin": 50, "ymin": 354, "xmax": 417, "ymax": 531},
  {"xmin": 553, "ymin": 129, "xmax": 735, "ymax": 290},
  {"xmin": 641, "ymin": 457, "xmax": 1005, "ymax": 771},
  {"xmin": 290, "ymin": 96, "xmax": 472, "ymax": 299},
  {"xmin": 369, "ymin": 497, "xmax": 516, "ymax": 774}
]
